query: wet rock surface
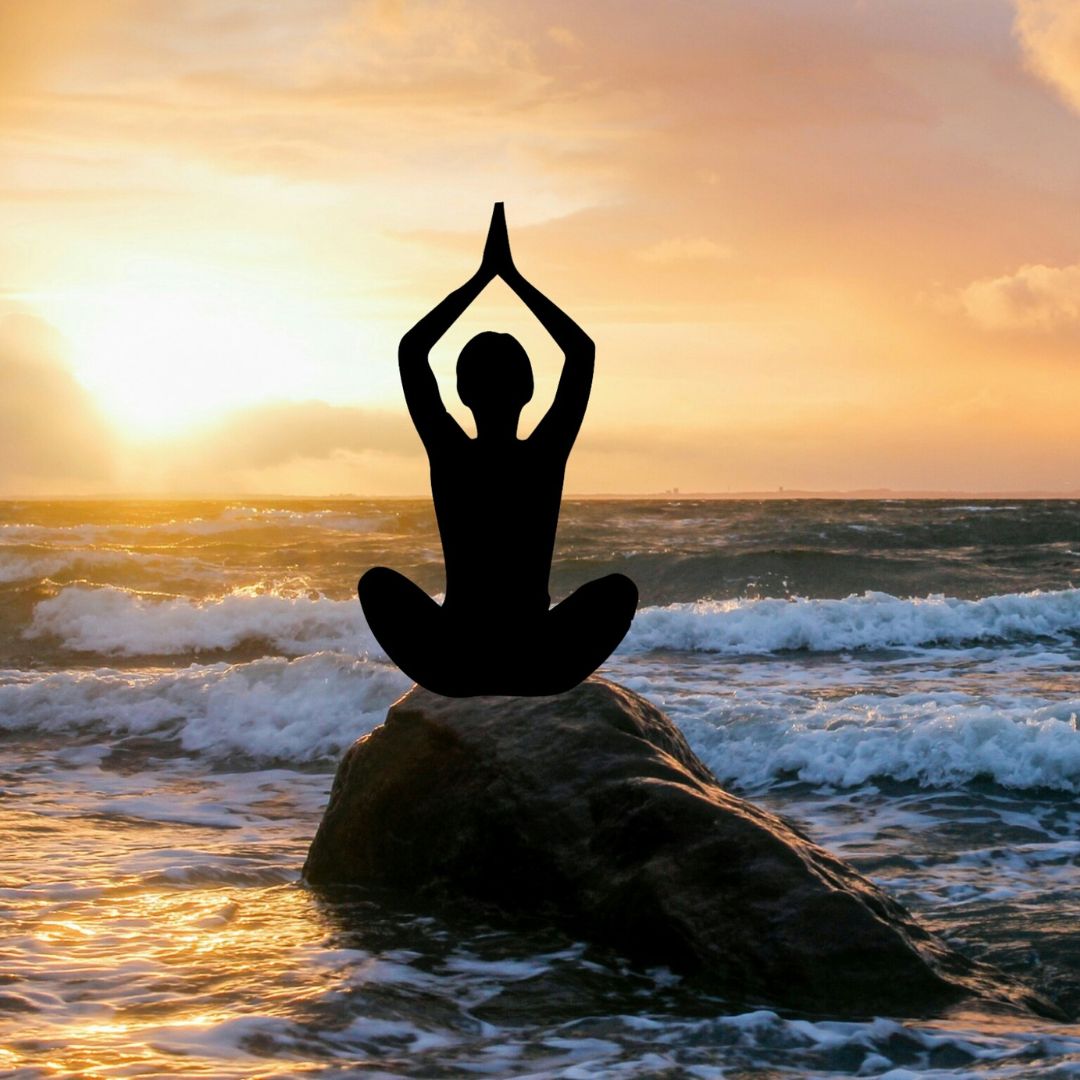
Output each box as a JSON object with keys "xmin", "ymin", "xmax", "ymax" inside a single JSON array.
[{"xmin": 304, "ymin": 678, "xmax": 1060, "ymax": 1019}]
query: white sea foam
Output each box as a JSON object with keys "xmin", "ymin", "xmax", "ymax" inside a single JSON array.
[
  {"xmin": 26, "ymin": 585, "xmax": 1080, "ymax": 660},
  {"xmin": 0, "ymin": 551, "xmax": 82, "ymax": 583},
  {"xmin": 3, "ymin": 651, "xmax": 1077, "ymax": 793},
  {"xmin": 0, "ymin": 653, "xmax": 409, "ymax": 762},
  {"xmin": 18, "ymin": 583, "xmax": 1080, "ymax": 790},
  {"xmin": 624, "ymin": 589, "xmax": 1080, "ymax": 655},
  {"xmin": 27, "ymin": 584, "xmax": 379, "ymax": 656},
  {"xmin": 0, "ymin": 548, "xmax": 219, "ymax": 584},
  {"xmin": 945, "ymin": 504, "xmax": 1020, "ymax": 512},
  {"xmin": 662, "ymin": 686, "xmax": 1080, "ymax": 793}
]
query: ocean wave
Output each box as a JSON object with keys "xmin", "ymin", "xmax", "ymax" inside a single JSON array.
[
  {"xmin": 3, "ymin": 652, "xmax": 1078, "ymax": 790},
  {"xmin": 24, "ymin": 584, "xmax": 1080, "ymax": 659},
  {"xmin": 0, "ymin": 552, "xmax": 92, "ymax": 583},
  {"xmin": 0, "ymin": 653, "xmax": 409, "ymax": 763},
  {"xmin": 0, "ymin": 548, "xmax": 221, "ymax": 585},
  {"xmin": 9, "ymin": 612, "xmax": 1080, "ymax": 790},
  {"xmin": 158, "ymin": 506, "xmax": 389, "ymax": 535},
  {"xmin": 625, "ymin": 589, "xmax": 1080, "ymax": 654},
  {"xmin": 664, "ymin": 691, "xmax": 1080, "ymax": 793},
  {"xmin": 27, "ymin": 584, "xmax": 380, "ymax": 656},
  {"xmin": 117, "ymin": 1006, "xmax": 1080, "ymax": 1078},
  {"xmin": 0, "ymin": 505, "xmax": 387, "ymax": 545}
]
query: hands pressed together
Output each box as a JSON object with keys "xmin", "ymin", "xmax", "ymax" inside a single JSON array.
[{"xmin": 479, "ymin": 202, "xmax": 519, "ymax": 283}]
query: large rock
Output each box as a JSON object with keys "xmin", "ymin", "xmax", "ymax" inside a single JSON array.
[{"xmin": 303, "ymin": 678, "xmax": 1058, "ymax": 1019}]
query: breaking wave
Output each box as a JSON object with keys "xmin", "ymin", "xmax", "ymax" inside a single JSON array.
[
  {"xmin": 0, "ymin": 653, "xmax": 409, "ymax": 763},
  {"xmin": 2, "ymin": 651, "xmax": 1078, "ymax": 789},
  {"xmin": 27, "ymin": 585, "xmax": 380, "ymax": 657},
  {"xmin": 26, "ymin": 584, "xmax": 1080, "ymax": 658},
  {"xmin": 625, "ymin": 589, "xmax": 1080, "ymax": 654}
]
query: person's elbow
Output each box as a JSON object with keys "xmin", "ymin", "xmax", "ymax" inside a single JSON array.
[
  {"xmin": 398, "ymin": 333, "xmax": 426, "ymax": 367},
  {"xmin": 568, "ymin": 337, "xmax": 595, "ymax": 368}
]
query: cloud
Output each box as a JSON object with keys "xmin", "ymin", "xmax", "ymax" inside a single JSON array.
[
  {"xmin": 1013, "ymin": 0, "xmax": 1080, "ymax": 112},
  {"xmin": 635, "ymin": 238, "xmax": 734, "ymax": 264},
  {"xmin": 546, "ymin": 25, "xmax": 582, "ymax": 51},
  {"xmin": 0, "ymin": 308, "xmax": 422, "ymax": 494},
  {"xmin": 0, "ymin": 0, "xmax": 932, "ymax": 186},
  {"xmin": 139, "ymin": 397, "xmax": 428, "ymax": 496},
  {"xmin": 3, "ymin": 0, "xmax": 1080, "ymax": 494},
  {"xmin": 959, "ymin": 261, "xmax": 1080, "ymax": 330},
  {"xmin": 0, "ymin": 314, "xmax": 115, "ymax": 491},
  {"xmin": 186, "ymin": 399, "xmax": 418, "ymax": 473},
  {"xmin": 128, "ymin": 397, "xmax": 420, "ymax": 494},
  {"xmin": 0, "ymin": 1, "xmax": 125, "ymax": 97}
]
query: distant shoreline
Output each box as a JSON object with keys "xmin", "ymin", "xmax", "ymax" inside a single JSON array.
[{"xmin": 4, "ymin": 489, "xmax": 1079, "ymax": 501}]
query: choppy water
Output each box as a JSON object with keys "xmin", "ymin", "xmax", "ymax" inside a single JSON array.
[{"xmin": 2, "ymin": 498, "xmax": 1079, "ymax": 1077}]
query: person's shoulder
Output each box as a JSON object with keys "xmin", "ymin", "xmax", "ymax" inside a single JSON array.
[
  {"xmin": 526, "ymin": 418, "xmax": 575, "ymax": 453},
  {"xmin": 419, "ymin": 410, "xmax": 471, "ymax": 452}
]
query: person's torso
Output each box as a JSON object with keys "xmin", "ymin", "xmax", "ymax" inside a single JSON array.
[{"xmin": 430, "ymin": 435, "xmax": 565, "ymax": 617}]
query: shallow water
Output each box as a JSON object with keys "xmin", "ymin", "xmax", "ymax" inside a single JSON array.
[{"xmin": 2, "ymin": 498, "xmax": 1079, "ymax": 1077}]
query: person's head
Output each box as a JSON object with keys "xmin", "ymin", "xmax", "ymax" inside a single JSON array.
[{"xmin": 456, "ymin": 331, "xmax": 533, "ymax": 425}]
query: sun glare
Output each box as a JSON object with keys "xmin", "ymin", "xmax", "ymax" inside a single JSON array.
[{"xmin": 32, "ymin": 259, "xmax": 373, "ymax": 439}]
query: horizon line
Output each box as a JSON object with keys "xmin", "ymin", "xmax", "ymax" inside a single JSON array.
[{"xmin": 3, "ymin": 488, "xmax": 1079, "ymax": 501}]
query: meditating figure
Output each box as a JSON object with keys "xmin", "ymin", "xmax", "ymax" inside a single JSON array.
[{"xmin": 359, "ymin": 203, "xmax": 637, "ymax": 696}]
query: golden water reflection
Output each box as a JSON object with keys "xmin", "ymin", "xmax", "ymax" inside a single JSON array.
[
  {"xmin": 6, "ymin": 881, "xmax": 357, "ymax": 1076},
  {"xmin": 0, "ymin": 766, "xmax": 367, "ymax": 1077}
]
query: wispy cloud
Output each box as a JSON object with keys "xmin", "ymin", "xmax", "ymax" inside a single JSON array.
[
  {"xmin": 0, "ymin": 314, "xmax": 115, "ymax": 491},
  {"xmin": 635, "ymin": 238, "xmax": 734, "ymax": 264},
  {"xmin": 960, "ymin": 261, "xmax": 1080, "ymax": 331},
  {"xmin": 1013, "ymin": 0, "xmax": 1080, "ymax": 113},
  {"xmin": 186, "ymin": 400, "xmax": 417, "ymax": 472}
]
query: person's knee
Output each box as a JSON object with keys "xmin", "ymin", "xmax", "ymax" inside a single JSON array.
[
  {"xmin": 600, "ymin": 572, "xmax": 638, "ymax": 615},
  {"xmin": 358, "ymin": 565, "xmax": 399, "ymax": 603},
  {"xmin": 553, "ymin": 573, "xmax": 637, "ymax": 635}
]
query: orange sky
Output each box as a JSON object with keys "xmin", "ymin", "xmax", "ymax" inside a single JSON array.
[{"xmin": 1, "ymin": 0, "xmax": 1078, "ymax": 495}]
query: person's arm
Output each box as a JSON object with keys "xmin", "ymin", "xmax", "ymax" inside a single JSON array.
[
  {"xmin": 398, "ymin": 205, "xmax": 516, "ymax": 447},
  {"xmin": 481, "ymin": 203, "xmax": 594, "ymax": 448},
  {"xmin": 504, "ymin": 264, "xmax": 595, "ymax": 451},
  {"xmin": 399, "ymin": 268, "xmax": 492, "ymax": 449}
]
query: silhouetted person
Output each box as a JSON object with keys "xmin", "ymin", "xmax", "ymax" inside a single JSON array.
[{"xmin": 360, "ymin": 203, "xmax": 637, "ymax": 696}]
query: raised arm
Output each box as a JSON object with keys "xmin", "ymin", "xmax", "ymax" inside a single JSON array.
[
  {"xmin": 503, "ymin": 263, "xmax": 595, "ymax": 451},
  {"xmin": 477, "ymin": 203, "xmax": 594, "ymax": 447},
  {"xmin": 399, "ymin": 262, "xmax": 493, "ymax": 449},
  {"xmin": 400, "ymin": 202, "xmax": 595, "ymax": 450}
]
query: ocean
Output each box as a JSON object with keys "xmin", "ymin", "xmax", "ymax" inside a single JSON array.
[{"xmin": 1, "ymin": 497, "xmax": 1079, "ymax": 1077}]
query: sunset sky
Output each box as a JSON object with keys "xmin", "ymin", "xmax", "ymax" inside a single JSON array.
[{"xmin": 1, "ymin": 0, "xmax": 1079, "ymax": 495}]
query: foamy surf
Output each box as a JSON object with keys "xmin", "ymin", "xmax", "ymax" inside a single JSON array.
[
  {"xmin": 0, "ymin": 652, "xmax": 408, "ymax": 763},
  {"xmin": 26, "ymin": 584, "xmax": 382, "ymax": 656},
  {"xmin": 3, "ymin": 649, "xmax": 1078, "ymax": 790},
  {"xmin": 25, "ymin": 582, "xmax": 1080, "ymax": 659},
  {"xmin": 667, "ymin": 690, "xmax": 1080, "ymax": 793},
  {"xmin": 624, "ymin": 589, "xmax": 1080, "ymax": 654},
  {"xmin": 0, "ymin": 547, "xmax": 222, "ymax": 585}
]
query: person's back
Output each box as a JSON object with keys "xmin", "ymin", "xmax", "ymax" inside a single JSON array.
[
  {"xmin": 434, "ymin": 431, "xmax": 565, "ymax": 617},
  {"xmin": 359, "ymin": 204, "xmax": 637, "ymax": 696}
]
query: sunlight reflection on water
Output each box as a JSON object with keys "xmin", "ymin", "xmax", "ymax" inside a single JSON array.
[
  {"xmin": 3, "ymin": 742, "xmax": 1080, "ymax": 1078},
  {"xmin": 2, "ymin": 499, "xmax": 1080, "ymax": 1076}
]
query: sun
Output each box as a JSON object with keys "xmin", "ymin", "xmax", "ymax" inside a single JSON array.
[{"xmin": 32, "ymin": 258, "xmax": 363, "ymax": 439}]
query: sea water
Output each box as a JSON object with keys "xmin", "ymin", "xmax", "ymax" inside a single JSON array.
[{"xmin": 1, "ymin": 497, "xmax": 1078, "ymax": 1077}]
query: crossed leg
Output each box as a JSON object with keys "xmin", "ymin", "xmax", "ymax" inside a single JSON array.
[
  {"xmin": 540, "ymin": 573, "xmax": 638, "ymax": 693},
  {"xmin": 358, "ymin": 567, "xmax": 451, "ymax": 690},
  {"xmin": 359, "ymin": 567, "xmax": 638, "ymax": 697}
]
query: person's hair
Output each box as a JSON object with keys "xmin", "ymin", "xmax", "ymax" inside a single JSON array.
[{"xmin": 456, "ymin": 331, "xmax": 533, "ymax": 413}]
